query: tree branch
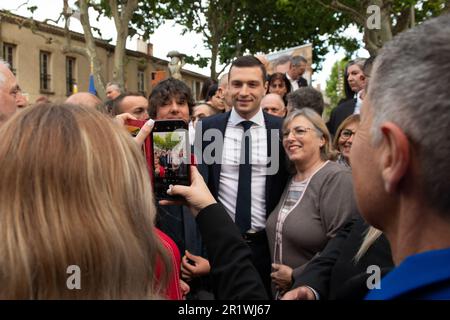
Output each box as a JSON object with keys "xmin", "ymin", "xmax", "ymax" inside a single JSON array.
[
  {"xmin": 62, "ymin": 0, "xmax": 87, "ymax": 57},
  {"xmin": 216, "ymin": 62, "xmax": 230, "ymax": 78},
  {"xmin": 15, "ymin": 0, "xmax": 31, "ymax": 11},
  {"xmin": 122, "ymin": 0, "xmax": 138, "ymax": 26},
  {"xmin": 109, "ymin": 0, "xmax": 121, "ymax": 31},
  {"xmin": 392, "ymin": 6, "xmax": 411, "ymax": 35},
  {"xmin": 315, "ymin": 0, "xmax": 365, "ymax": 25},
  {"xmin": 193, "ymin": 2, "xmax": 209, "ymax": 39}
]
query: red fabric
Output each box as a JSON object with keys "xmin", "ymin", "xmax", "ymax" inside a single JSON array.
[
  {"xmin": 158, "ymin": 165, "xmax": 166, "ymax": 177},
  {"xmin": 155, "ymin": 228, "xmax": 182, "ymax": 300}
]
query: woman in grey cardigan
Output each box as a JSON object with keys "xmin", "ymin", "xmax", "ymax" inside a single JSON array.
[{"xmin": 266, "ymin": 108, "xmax": 358, "ymax": 298}]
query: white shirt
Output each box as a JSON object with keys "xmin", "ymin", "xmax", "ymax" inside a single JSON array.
[
  {"xmin": 353, "ymin": 90, "xmax": 363, "ymax": 115},
  {"xmin": 218, "ymin": 108, "xmax": 268, "ymax": 231},
  {"xmin": 286, "ymin": 72, "xmax": 299, "ymax": 91}
]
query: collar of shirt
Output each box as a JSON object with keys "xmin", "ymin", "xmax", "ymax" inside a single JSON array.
[
  {"xmin": 229, "ymin": 107, "xmax": 265, "ymax": 128},
  {"xmin": 354, "ymin": 90, "xmax": 363, "ymax": 114},
  {"xmin": 285, "ymin": 72, "xmax": 294, "ymax": 82}
]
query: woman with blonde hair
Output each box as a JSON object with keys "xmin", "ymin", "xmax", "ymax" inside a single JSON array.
[
  {"xmin": 266, "ymin": 108, "xmax": 357, "ymax": 298},
  {"xmin": 333, "ymin": 114, "xmax": 360, "ymax": 167},
  {"xmin": 0, "ymin": 103, "xmax": 182, "ymax": 299}
]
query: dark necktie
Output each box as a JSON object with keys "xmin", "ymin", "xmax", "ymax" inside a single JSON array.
[{"xmin": 235, "ymin": 120, "xmax": 253, "ymax": 233}]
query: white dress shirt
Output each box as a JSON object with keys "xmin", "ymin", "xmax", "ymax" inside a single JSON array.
[
  {"xmin": 286, "ymin": 72, "xmax": 299, "ymax": 92},
  {"xmin": 218, "ymin": 108, "xmax": 268, "ymax": 231},
  {"xmin": 353, "ymin": 90, "xmax": 363, "ymax": 115}
]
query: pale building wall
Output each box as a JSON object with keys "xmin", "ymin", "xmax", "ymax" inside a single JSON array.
[{"xmin": 0, "ymin": 11, "xmax": 207, "ymax": 104}]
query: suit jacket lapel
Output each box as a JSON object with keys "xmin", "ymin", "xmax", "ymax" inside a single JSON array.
[
  {"xmin": 263, "ymin": 112, "xmax": 278, "ymax": 217},
  {"xmin": 211, "ymin": 111, "xmax": 231, "ymax": 198}
]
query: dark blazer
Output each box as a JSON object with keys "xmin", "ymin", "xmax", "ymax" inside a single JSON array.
[
  {"xmin": 293, "ymin": 216, "xmax": 394, "ymax": 300},
  {"xmin": 297, "ymin": 76, "xmax": 308, "ymax": 88},
  {"xmin": 196, "ymin": 110, "xmax": 289, "ymax": 217},
  {"xmin": 196, "ymin": 203, "xmax": 268, "ymax": 300},
  {"xmin": 326, "ymin": 98, "xmax": 356, "ymax": 137}
]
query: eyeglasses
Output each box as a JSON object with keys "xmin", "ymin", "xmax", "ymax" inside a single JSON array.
[
  {"xmin": 340, "ymin": 129, "xmax": 357, "ymax": 139},
  {"xmin": 282, "ymin": 126, "xmax": 314, "ymax": 140}
]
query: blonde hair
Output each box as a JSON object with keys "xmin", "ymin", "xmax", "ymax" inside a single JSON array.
[
  {"xmin": 283, "ymin": 108, "xmax": 338, "ymax": 162},
  {"xmin": 333, "ymin": 114, "xmax": 360, "ymax": 151},
  {"xmin": 354, "ymin": 226, "xmax": 383, "ymax": 263},
  {"xmin": 0, "ymin": 103, "xmax": 171, "ymax": 299}
]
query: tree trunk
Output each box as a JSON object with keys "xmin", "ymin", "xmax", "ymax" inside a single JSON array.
[
  {"xmin": 113, "ymin": 27, "xmax": 127, "ymax": 89},
  {"xmin": 109, "ymin": 0, "xmax": 138, "ymax": 91},
  {"xmin": 210, "ymin": 39, "xmax": 218, "ymax": 80},
  {"xmin": 78, "ymin": 0, "xmax": 106, "ymax": 99},
  {"xmin": 363, "ymin": 0, "xmax": 393, "ymax": 56}
]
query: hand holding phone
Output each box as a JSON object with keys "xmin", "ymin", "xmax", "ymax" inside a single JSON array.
[
  {"xmin": 159, "ymin": 166, "xmax": 217, "ymax": 217},
  {"xmin": 152, "ymin": 119, "xmax": 191, "ymax": 201}
]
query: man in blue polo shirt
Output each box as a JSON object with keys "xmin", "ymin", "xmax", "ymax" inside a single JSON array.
[{"xmin": 350, "ymin": 14, "xmax": 450, "ymax": 300}]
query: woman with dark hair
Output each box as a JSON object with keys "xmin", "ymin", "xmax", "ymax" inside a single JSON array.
[
  {"xmin": 267, "ymin": 72, "xmax": 291, "ymax": 105},
  {"xmin": 200, "ymin": 78, "xmax": 217, "ymax": 101},
  {"xmin": 205, "ymin": 83, "xmax": 226, "ymax": 112}
]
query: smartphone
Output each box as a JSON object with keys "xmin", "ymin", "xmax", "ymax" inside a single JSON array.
[{"xmin": 152, "ymin": 119, "xmax": 191, "ymax": 200}]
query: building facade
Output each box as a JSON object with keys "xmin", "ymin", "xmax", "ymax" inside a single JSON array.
[{"xmin": 0, "ymin": 10, "xmax": 207, "ymax": 104}]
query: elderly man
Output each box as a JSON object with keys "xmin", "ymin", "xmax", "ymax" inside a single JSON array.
[
  {"xmin": 351, "ymin": 14, "xmax": 450, "ymax": 299},
  {"xmin": 217, "ymin": 73, "xmax": 232, "ymax": 111},
  {"xmin": 272, "ymin": 54, "xmax": 291, "ymax": 74},
  {"xmin": 0, "ymin": 60, "xmax": 18, "ymax": 125},
  {"xmin": 261, "ymin": 93, "xmax": 286, "ymax": 118},
  {"xmin": 105, "ymin": 82, "xmax": 122, "ymax": 100},
  {"xmin": 286, "ymin": 55, "xmax": 308, "ymax": 91}
]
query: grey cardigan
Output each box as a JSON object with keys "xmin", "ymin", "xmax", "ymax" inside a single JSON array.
[{"xmin": 266, "ymin": 161, "xmax": 358, "ymax": 281}]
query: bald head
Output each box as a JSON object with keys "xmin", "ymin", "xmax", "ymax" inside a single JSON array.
[
  {"xmin": 261, "ymin": 93, "xmax": 286, "ymax": 118},
  {"xmin": 66, "ymin": 92, "xmax": 103, "ymax": 110}
]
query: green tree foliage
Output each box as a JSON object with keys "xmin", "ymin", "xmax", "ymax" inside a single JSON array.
[
  {"xmin": 146, "ymin": 0, "xmax": 448, "ymax": 78},
  {"xmin": 326, "ymin": 58, "xmax": 349, "ymax": 108},
  {"xmin": 153, "ymin": 132, "xmax": 183, "ymax": 151}
]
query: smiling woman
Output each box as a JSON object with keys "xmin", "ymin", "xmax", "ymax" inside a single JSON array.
[
  {"xmin": 333, "ymin": 114, "xmax": 360, "ymax": 167},
  {"xmin": 266, "ymin": 108, "xmax": 357, "ymax": 298}
]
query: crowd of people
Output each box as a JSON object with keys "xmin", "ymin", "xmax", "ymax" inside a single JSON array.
[{"xmin": 0, "ymin": 14, "xmax": 449, "ymax": 300}]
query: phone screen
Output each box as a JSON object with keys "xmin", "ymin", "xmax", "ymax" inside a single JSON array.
[{"xmin": 152, "ymin": 120, "xmax": 190, "ymax": 200}]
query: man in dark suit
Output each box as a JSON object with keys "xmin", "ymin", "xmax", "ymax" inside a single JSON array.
[
  {"xmin": 286, "ymin": 55, "xmax": 308, "ymax": 92},
  {"xmin": 196, "ymin": 56, "xmax": 289, "ymax": 296},
  {"xmin": 327, "ymin": 58, "xmax": 366, "ymax": 136},
  {"xmin": 282, "ymin": 216, "xmax": 394, "ymax": 300}
]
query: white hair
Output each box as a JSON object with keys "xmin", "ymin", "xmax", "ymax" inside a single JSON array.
[
  {"xmin": 218, "ymin": 73, "xmax": 228, "ymax": 88},
  {"xmin": 106, "ymin": 82, "xmax": 121, "ymax": 91},
  {"xmin": 0, "ymin": 59, "xmax": 11, "ymax": 87},
  {"xmin": 368, "ymin": 14, "xmax": 450, "ymax": 214}
]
